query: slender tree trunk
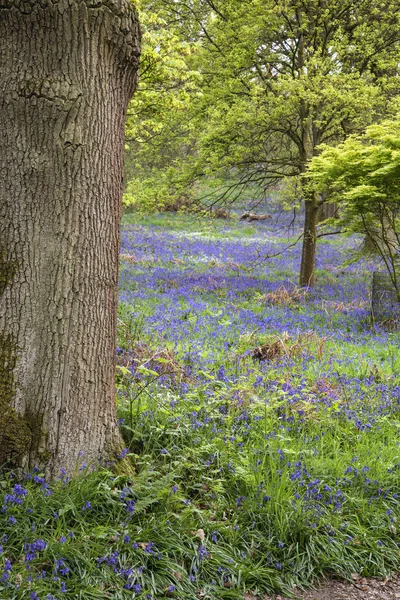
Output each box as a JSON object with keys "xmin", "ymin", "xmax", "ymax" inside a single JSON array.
[
  {"xmin": 318, "ymin": 198, "xmax": 339, "ymax": 222},
  {"xmin": 299, "ymin": 194, "xmax": 319, "ymax": 287},
  {"xmin": 299, "ymin": 114, "xmax": 319, "ymax": 287},
  {"xmin": 0, "ymin": 0, "xmax": 140, "ymax": 477}
]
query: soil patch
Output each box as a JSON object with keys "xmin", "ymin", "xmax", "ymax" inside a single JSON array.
[{"xmin": 262, "ymin": 575, "xmax": 400, "ymax": 599}]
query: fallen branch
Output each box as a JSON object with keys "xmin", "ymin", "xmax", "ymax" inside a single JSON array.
[{"xmin": 240, "ymin": 212, "xmax": 272, "ymax": 222}]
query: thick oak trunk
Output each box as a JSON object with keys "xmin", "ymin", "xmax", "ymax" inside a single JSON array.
[{"xmin": 0, "ymin": 0, "xmax": 140, "ymax": 477}]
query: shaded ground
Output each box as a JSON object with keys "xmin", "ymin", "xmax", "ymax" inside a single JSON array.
[{"xmin": 262, "ymin": 575, "xmax": 400, "ymax": 599}]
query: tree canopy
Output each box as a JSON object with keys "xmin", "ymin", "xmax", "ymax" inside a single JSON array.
[
  {"xmin": 127, "ymin": 0, "xmax": 400, "ymax": 284},
  {"xmin": 308, "ymin": 113, "xmax": 400, "ymax": 298}
]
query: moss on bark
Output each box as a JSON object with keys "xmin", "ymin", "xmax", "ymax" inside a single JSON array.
[
  {"xmin": 112, "ymin": 456, "xmax": 136, "ymax": 477},
  {"xmin": 0, "ymin": 334, "xmax": 31, "ymax": 466},
  {"xmin": 0, "ymin": 253, "xmax": 18, "ymax": 297}
]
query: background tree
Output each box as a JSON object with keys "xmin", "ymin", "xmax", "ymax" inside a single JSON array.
[
  {"xmin": 132, "ymin": 0, "xmax": 400, "ymax": 286},
  {"xmin": 0, "ymin": 0, "xmax": 140, "ymax": 477},
  {"xmin": 123, "ymin": 0, "xmax": 201, "ymax": 212},
  {"xmin": 308, "ymin": 113, "xmax": 400, "ymax": 300}
]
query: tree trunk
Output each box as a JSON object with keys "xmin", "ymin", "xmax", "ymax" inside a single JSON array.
[
  {"xmin": 299, "ymin": 194, "xmax": 319, "ymax": 287},
  {"xmin": 318, "ymin": 199, "xmax": 339, "ymax": 222},
  {"xmin": 0, "ymin": 0, "xmax": 140, "ymax": 477},
  {"xmin": 299, "ymin": 115, "xmax": 319, "ymax": 288}
]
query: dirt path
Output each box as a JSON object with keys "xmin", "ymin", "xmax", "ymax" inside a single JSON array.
[{"xmin": 259, "ymin": 575, "xmax": 400, "ymax": 599}]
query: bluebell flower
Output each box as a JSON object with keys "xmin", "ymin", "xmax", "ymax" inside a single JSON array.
[{"xmin": 118, "ymin": 448, "xmax": 129, "ymax": 460}]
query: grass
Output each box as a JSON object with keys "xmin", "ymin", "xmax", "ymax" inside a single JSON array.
[{"xmin": 1, "ymin": 209, "xmax": 400, "ymax": 599}]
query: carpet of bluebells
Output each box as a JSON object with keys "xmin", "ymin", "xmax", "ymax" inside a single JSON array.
[{"xmin": 1, "ymin": 209, "xmax": 400, "ymax": 599}]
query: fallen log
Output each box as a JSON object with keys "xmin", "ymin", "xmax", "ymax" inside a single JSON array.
[{"xmin": 240, "ymin": 212, "xmax": 272, "ymax": 222}]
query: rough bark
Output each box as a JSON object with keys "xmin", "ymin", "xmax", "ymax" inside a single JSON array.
[{"xmin": 0, "ymin": 0, "xmax": 140, "ymax": 477}]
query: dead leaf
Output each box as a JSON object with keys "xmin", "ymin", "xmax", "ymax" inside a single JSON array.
[{"xmin": 190, "ymin": 529, "xmax": 205, "ymax": 542}]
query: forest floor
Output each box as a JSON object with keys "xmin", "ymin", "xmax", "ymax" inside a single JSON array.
[
  {"xmin": 1, "ymin": 207, "xmax": 400, "ymax": 599},
  {"xmin": 116, "ymin": 208, "xmax": 400, "ymax": 599},
  {"xmin": 264, "ymin": 574, "xmax": 400, "ymax": 599}
]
